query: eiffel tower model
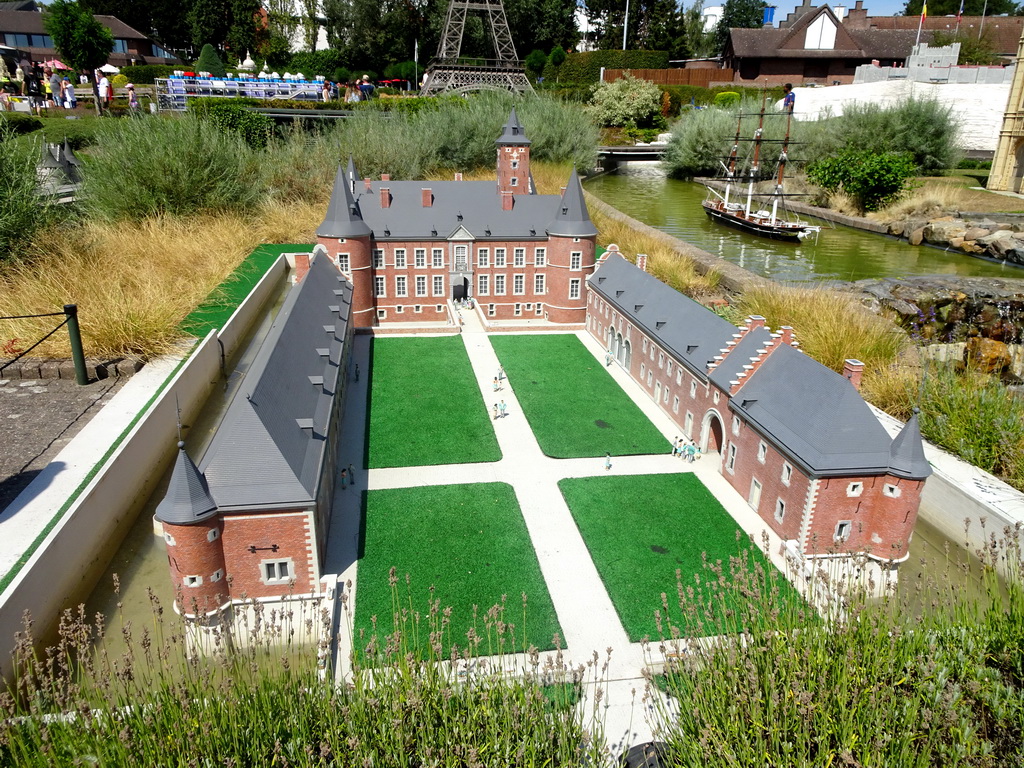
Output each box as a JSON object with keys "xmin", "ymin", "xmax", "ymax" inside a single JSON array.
[{"xmin": 420, "ymin": 0, "xmax": 534, "ymax": 96}]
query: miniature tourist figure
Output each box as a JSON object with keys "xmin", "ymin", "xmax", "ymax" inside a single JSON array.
[
  {"xmin": 493, "ymin": 403, "xmax": 499, "ymax": 420},
  {"xmin": 499, "ymin": 400, "xmax": 507, "ymax": 418},
  {"xmin": 782, "ymin": 82, "xmax": 795, "ymax": 113},
  {"xmin": 354, "ymin": 364, "xmax": 360, "ymax": 382},
  {"xmin": 604, "ymin": 453, "xmax": 612, "ymax": 471},
  {"xmin": 340, "ymin": 468, "xmax": 347, "ymax": 488},
  {"xmin": 671, "ymin": 437, "xmax": 679, "ymax": 457},
  {"xmin": 493, "ymin": 377, "xmax": 499, "ymax": 391},
  {"xmin": 498, "ymin": 365, "xmax": 505, "ymax": 381},
  {"xmin": 348, "ymin": 463, "xmax": 355, "ymax": 482}
]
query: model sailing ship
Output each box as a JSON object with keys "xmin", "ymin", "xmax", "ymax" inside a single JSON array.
[{"xmin": 702, "ymin": 90, "xmax": 821, "ymax": 243}]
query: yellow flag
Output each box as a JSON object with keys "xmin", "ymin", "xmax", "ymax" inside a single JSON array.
[{"xmin": 921, "ymin": 1, "xmax": 928, "ymax": 18}]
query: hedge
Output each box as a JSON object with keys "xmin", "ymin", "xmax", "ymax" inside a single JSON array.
[
  {"xmin": 557, "ymin": 50, "xmax": 670, "ymax": 85},
  {"xmin": 659, "ymin": 84, "xmax": 785, "ymax": 117},
  {"xmin": 0, "ymin": 113, "xmax": 43, "ymax": 135},
  {"xmin": 119, "ymin": 64, "xmax": 179, "ymax": 84}
]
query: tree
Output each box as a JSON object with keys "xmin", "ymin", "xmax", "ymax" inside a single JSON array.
[
  {"xmin": 195, "ymin": 42, "xmax": 227, "ymax": 76},
  {"xmin": 587, "ymin": 72, "xmax": 663, "ymax": 127},
  {"xmin": 227, "ymin": 0, "xmax": 260, "ymax": 59},
  {"xmin": 549, "ymin": 44, "xmax": 567, "ymax": 68},
  {"xmin": 682, "ymin": 0, "xmax": 716, "ymax": 59},
  {"xmin": 43, "ymin": 0, "xmax": 114, "ymax": 74},
  {"xmin": 299, "ymin": 0, "xmax": 320, "ymax": 51},
  {"xmin": 525, "ymin": 48, "xmax": 547, "ymax": 76},
  {"xmin": 715, "ymin": 0, "xmax": 766, "ymax": 55},
  {"xmin": 266, "ymin": 0, "xmax": 300, "ymax": 49},
  {"xmin": 189, "ymin": 0, "xmax": 229, "ymax": 50},
  {"xmin": 931, "ymin": 29, "xmax": 1003, "ymax": 64},
  {"xmin": 808, "ymin": 149, "xmax": 917, "ymax": 213}
]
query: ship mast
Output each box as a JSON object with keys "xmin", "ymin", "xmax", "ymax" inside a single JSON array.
[
  {"xmin": 723, "ymin": 109, "xmax": 742, "ymax": 207},
  {"xmin": 771, "ymin": 106, "xmax": 794, "ymax": 225},
  {"xmin": 745, "ymin": 87, "xmax": 768, "ymax": 218}
]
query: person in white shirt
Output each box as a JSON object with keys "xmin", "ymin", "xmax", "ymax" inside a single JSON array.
[{"xmin": 95, "ymin": 70, "xmax": 110, "ymax": 113}]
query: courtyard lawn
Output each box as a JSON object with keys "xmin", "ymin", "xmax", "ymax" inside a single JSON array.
[
  {"xmin": 559, "ymin": 473, "xmax": 800, "ymax": 642},
  {"xmin": 354, "ymin": 483, "xmax": 563, "ymax": 655},
  {"xmin": 489, "ymin": 334, "xmax": 667, "ymax": 458},
  {"xmin": 367, "ymin": 336, "xmax": 501, "ymax": 468}
]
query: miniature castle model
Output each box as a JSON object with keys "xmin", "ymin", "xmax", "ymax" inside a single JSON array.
[
  {"xmin": 156, "ymin": 254, "xmax": 353, "ymax": 618},
  {"xmin": 586, "ymin": 253, "xmax": 931, "ymax": 575},
  {"xmin": 314, "ymin": 109, "xmax": 598, "ymax": 327}
]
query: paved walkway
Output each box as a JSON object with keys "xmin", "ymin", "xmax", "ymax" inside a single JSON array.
[{"xmin": 323, "ymin": 313, "xmax": 799, "ymax": 759}]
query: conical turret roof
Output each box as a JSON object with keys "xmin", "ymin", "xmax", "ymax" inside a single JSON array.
[
  {"xmin": 547, "ymin": 168, "xmax": 597, "ymax": 237},
  {"xmin": 318, "ymin": 165, "xmax": 372, "ymax": 238},
  {"xmin": 495, "ymin": 108, "xmax": 531, "ymax": 146},
  {"xmin": 888, "ymin": 410, "xmax": 931, "ymax": 480},
  {"xmin": 155, "ymin": 442, "xmax": 218, "ymax": 525},
  {"xmin": 346, "ymin": 155, "xmax": 359, "ymax": 186}
]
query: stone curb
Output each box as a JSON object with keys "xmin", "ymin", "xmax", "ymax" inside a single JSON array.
[{"xmin": 0, "ymin": 357, "xmax": 144, "ymax": 381}]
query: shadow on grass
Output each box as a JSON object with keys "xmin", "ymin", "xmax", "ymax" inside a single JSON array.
[{"xmin": 360, "ymin": 338, "xmax": 375, "ymax": 470}]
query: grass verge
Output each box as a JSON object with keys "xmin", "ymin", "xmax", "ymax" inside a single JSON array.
[
  {"xmin": 559, "ymin": 473, "xmax": 798, "ymax": 642},
  {"xmin": 354, "ymin": 482, "xmax": 563, "ymax": 655},
  {"xmin": 489, "ymin": 334, "xmax": 667, "ymax": 458},
  {"xmin": 366, "ymin": 336, "xmax": 500, "ymax": 468}
]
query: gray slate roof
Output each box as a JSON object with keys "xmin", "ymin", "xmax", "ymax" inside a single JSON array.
[
  {"xmin": 496, "ymin": 108, "xmax": 531, "ymax": 146},
  {"xmin": 548, "ymin": 169, "xmax": 598, "ymax": 238},
  {"xmin": 156, "ymin": 442, "xmax": 219, "ymax": 525},
  {"xmin": 318, "ymin": 165, "xmax": 372, "ymax": 239},
  {"xmin": 888, "ymin": 411, "xmax": 931, "ymax": 480},
  {"xmin": 707, "ymin": 325, "xmax": 773, "ymax": 392},
  {"xmin": 589, "ymin": 253, "xmax": 735, "ymax": 380},
  {"xmin": 729, "ymin": 23, "xmax": 924, "ymax": 60},
  {"xmin": 200, "ymin": 253, "xmax": 352, "ymax": 511}
]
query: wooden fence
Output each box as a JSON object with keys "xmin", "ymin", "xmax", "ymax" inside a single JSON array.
[{"xmin": 602, "ymin": 68, "xmax": 735, "ymax": 87}]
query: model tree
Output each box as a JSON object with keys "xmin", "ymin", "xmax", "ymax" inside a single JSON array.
[
  {"xmin": 195, "ymin": 43, "xmax": 228, "ymax": 76},
  {"xmin": 43, "ymin": 0, "xmax": 114, "ymax": 75},
  {"xmin": 715, "ymin": 0, "xmax": 767, "ymax": 55}
]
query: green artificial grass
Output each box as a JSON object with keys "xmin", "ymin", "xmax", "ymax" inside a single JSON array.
[
  {"xmin": 179, "ymin": 244, "xmax": 303, "ymax": 337},
  {"xmin": 489, "ymin": 334, "xmax": 667, "ymax": 458},
  {"xmin": 366, "ymin": 336, "xmax": 501, "ymax": 468},
  {"xmin": 559, "ymin": 473, "xmax": 799, "ymax": 642},
  {"xmin": 355, "ymin": 483, "xmax": 563, "ymax": 655}
]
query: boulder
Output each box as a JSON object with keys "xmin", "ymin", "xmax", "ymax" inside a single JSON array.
[
  {"xmin": 923, "ymin": 219, "xmax": 967, "ymax": 246},
  {"xmin": 977, "ymin": 229, "xmax": 1014, "ymax": 247},
  {"xmin": 964, "ymin": 227, "xmax": 991, "ymax": 240},
  {"xmin": 909, "ymin": 227, "xmax": 925, "ymax": 246},
  {"xmin": 888, "ymin": 221, "xmax": 906, "ymax": 237},
  {"xmin": 949, "ymin": 236, "xmax": 965, "ymax": 249},
  {"xmin": 964, "ymin": 336, "xmax": 1012, "ymax": 373},
  {"xmin": 1005, "ymin": 247, "xmax": 1024, "ymax": 265}
]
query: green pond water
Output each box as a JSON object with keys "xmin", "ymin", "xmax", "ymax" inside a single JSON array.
[{"xmin": 586, "ymin": 164, "xmax": 1021, "ymax": 283}]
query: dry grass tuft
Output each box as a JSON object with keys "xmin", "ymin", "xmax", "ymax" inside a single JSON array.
[
  {"xmin": 875, "ymin": 179, "xmax": 965, "ymax": 219},
  {"xmin": 860, "ymin": 363, "xmax": 920, "ymax": 419},
  {"xmin": 735, "ymin": 285, "xmax": 907, "ymax": 375},
  {"xmin": 0, "ymin": 201, "xmax": 321, "ymax": 359},
  {"xmin": 426, "ymin": 160, "xmax": 574, "ymax": 196}
]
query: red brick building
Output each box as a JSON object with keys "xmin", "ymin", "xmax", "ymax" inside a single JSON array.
[
  {"xmin": 587, "ymin": 253, "xmax": 930, "ymax": 571},
  {"xmin": 314, "ymin": 110, "xmax": 598, "ymax": 327},
  {"xmin": 156, "ymin": 253, "xmax": 353, "ymax": 618}
]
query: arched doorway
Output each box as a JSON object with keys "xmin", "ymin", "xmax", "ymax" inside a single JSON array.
[
  {"xmin": 622, "ymin": 339, "xmax": 631, "ymax": 368},
  {"xmin": 607, "ymin": 325, "xmax": 615, "ymax": 356},
  {"xmin": 701, "ymin": 409, "xmax": 725, "ymax": 455},
  {"xmin": 616, "ymin": 333, "xmax": 625, "ymax": 365}
]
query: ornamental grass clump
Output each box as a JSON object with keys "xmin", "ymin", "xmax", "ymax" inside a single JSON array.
[
  {"xmin": 648, "ymin": 526, "xmax": 1024, "ymax": 767},
  {"xmin": 1, "ymin": 573, "xmax": 607, "ymax": 766}
]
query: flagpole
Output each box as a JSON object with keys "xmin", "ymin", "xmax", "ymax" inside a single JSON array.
[
  {"xmin": 915, "ymin": 1, "xmax": 926, "ymax": 46},
  {"xmin": 979, "ymin": 0, "xmax": 989, "ymax": 40},
  {"xmin": 955, "ymin": 0, "xmax": 964, "ymax": 35}
]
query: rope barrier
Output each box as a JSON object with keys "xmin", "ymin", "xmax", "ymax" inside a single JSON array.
[{"xmin": 0, "ymin": 311, "xmax": 67, "ymax": 320}]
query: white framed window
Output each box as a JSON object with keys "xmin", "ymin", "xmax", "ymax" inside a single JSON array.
[
  {"xmin": 377, "ymin": 309, "xmax": 387, "ymax": 320},
  {"xmin": 372, "ymin": 249, "xmax": 384, "ymax": 268},
  {"xmin": 414, "ymin": 304, "xmax": 422, "ymax": 313},
  {"xmin": 511, "ymin": 158, "xmax": 519, "ymax": 169},
  {"xmin": 684, "ymin": 411, "xmax": 693, "ymax": 436},
  {"xmin": 663, "ymin": 387, "xmax": 669, "ymax": 404},
  {"xmin": 395, "ymin": 276, "xmax": 407, "ymax": 297},
  {"xmin": 477, "ymin": 248, "xmax": 489, "ymax": 267},
  {"xmin": 414, "ymin": 248, "xmax": 426, "ymax": 268},
  {"xmin": 337, "ymin": 253, "xmax": 350, "ymax": 273},
  {"xmin": 750, "ymin": 479, "xmax": 763, "ymax": 510},
  {"xmin": 513, "ymin": 274, "xmax": 525, "ymax": 295},
  {"xmin": 835, "ymin": 521, "xmax": 852, "ymax": 542},
  {"xmin": 262, "ymin": 559, "xmax": 294, "ymax": 584},
  {"xmin": 526, "ymin": 303, "xmax": 532, "ymax": 311},
  {"xmin": 726, "ymin": 443, "xmax": 737, "ymax": 473},
  {"xmin": 511, "ymin": 177, "xmax": 518, "ymax": 187},
  {"xmin": 534, "ymin": 248, "xmax": 546, "ymax": 266},
  {"xmin": 713, "ymin": 391, "xmax": 720, "ymax": 404},
  {"xmin": 184, "ymin": 575, "xmax": 203, "ymax": 587},
  {"xmin": 478, "ymin": 275, "xmax": 489, "ymax": 295},
  {"xmin": 207, "ymin": 528, "xmax": 220, "ymax": 542},
  {"xmin": 649, "ymin": 345, "xmax": 655, "ymax": 361},
  {"xmin": 666, "ymin": 360, "xmax": 673, "ymax": 376},
  {"xmin": 676, "ymin": 370, "xmax": 683, "ymax": 385},
  {"xmin": 672, "ymin": 395, "xmax": 680, "ymax": 414},
  {"xmin": 495, "ymin": 274, "xmax": 506, "ymax": 295},
  {"xmin": 432, "ymin": 248, "xmax": 444, "ymax": 268},
  {"xmin": 658, "ymin": 352, "xmax": 664, "ymax": 369},
  {"xmin": 374, "ymin": 276, "xmax": 385, "ymax": 297},
  {"xmin": 775, "ymin": 499, "xmax": 786, "ymax": 523},
  {"xmin": 570, "ymin": 251, "xmax": 582, "ymax": 270},
  {"xmin": 646, "ymin": 371, "xmax": 653, "ymax": 386},
  {"xmin": 514, "ymin": 248, "xmax": 525, "ymax": 267},
  {"xmin": 488, "ymin": 303, "xmax": 496, "ymax": 317},
  {"xmin": 495, "ymin": 248, "xmax": 507, "ymax": 267},
  {"xmin": 640, "ymin": 363, "xmax": 646, "ymax": 379},
  {"xmin": 534, "ymin": 274, "xmax": 545, "ymax": 294},
  {"xmin": 433, "ymin": 275, "xmax": 444, "ymax": 296},
  {"xmin": 847, "ymin": 482, "xmax": 864, "ymax": 498},
  {"xmin": 415, "ymin": 275, "xmax": 427, "ymax": 297},
  {"xmin": 163, "ymin": 532, "xmax": 176, "ymax": 546},
  {"xmin": 210, "ymin": 569, "xmax": 223, "ymax": 582},
  {"xmin": 689, "ymin": 380, "xmax": 697, "ymax": 398},
  {"xmin": 535, "ymin": 304, "xmax": 543, "ymax": 315},
  {"xmin": 883, "ymin": 483, "xmax": 902, "ymax": 498},
  {"xmin": 642, "ymin": 338, "xmax": 648, "ymax": 353},
  {"xmin": 569, "ymin": 278, "xmax": 581, "ymax": 299},
  {"xmin": 394, "ymin": 249, "xmax": 407, "ymax": 268},
  {"xmin": 514, "ymin": 303, "xmax": 522, "ymax": 316},
  {"xmin": 436, "ymin": 304, "xmax": 443, "ymax": 312},
  {"xmin": 454, "ymin": 244, "xmax": 468, "ymax": 270},
  {"xmin": 757, "ymin": 441, "xmax": 767, "ymax": 464},
  {"xmin": 781, "ymin": 462, "xmax": 793, "ymax": 486},
  {"xmin": 732, "ymin": 415, "xmax": 741, "ymax": 436},
  {"xmin": 395, "ymin": 305, "xmax": 404, "ymax": 314}
]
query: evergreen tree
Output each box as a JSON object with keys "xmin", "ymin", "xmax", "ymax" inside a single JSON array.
[
  {"xmin": 189, "ymin": 0, "xmax": 229, "ymax": 50},
  {"xmin": 715, "ymin": 0, "xmax": 766, "ymax": 55},
  {"xmin": 227, "ymin": 0, "xmax": 260, "ymax": 58},
  {"xmin": 43, "ymin": 0, "xmax": 114, "ymax": 74},
  {"xmin": 196, "ymin": 42, "xmax": 227, "ymax": 76},
  {"xmin": 683, "ymin": 0, "xmax": 716, "ymax": 58}
]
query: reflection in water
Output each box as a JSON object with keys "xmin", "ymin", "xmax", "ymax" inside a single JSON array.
[{"xmin": 587, "ymin": 164, "xmax": 1019, "ymax": 283}]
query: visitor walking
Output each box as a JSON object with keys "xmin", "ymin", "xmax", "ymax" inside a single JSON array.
[
  {"xmin": 358, "ymin": 75, "xmax": 375, "ymax": 100},
  {"xmin": 604, "ymin": 453, "xmax": 612, "ymax": 471},
  {"xmin": 499, "ymin": 400, "xmax": 507, "ymax": 418},
  {"xmin": 322, "ymin": 79, "xmax": 331, "ymax": 102},
  {"xmin": 498, "ymin": 365, "xmax": 505, "ymax": 382},
  {"xmin": 782, "ymin": 83, "xmax": 795, "ymax": 113},
  {"xmin": 671, "ymin": 437, "xmax": 679, "ymax": 457},
  {"xmin": 61, "ymin": 77, "xmax": 76, "ymax": 109},
  {"xmin": 126, "ymin": 83, "xmax": 139, "ymax": 113},
  {"xmin": 493, "ymin": 403, "xmax": 499, "ymax": 420},
  {"xmin": 605, "ymin": 352, "xmax": 612, "ymax": 366},
  {"xmin": 348, "ymin": 463, "xmax": 355, "ymax": 483},
  {"xmin": 492, "ymin": 377, "xmax": 499, "ymax": 392},
  {"xmin": 685, "ymin": 443, "xmax": 697, "ymax": 463},
  {"xmin": 46, "ymin": 67, "xmax": 60, "ymax": 110},
  {"xmin": 354, "ymin": 364, "xmax": 360, "ymax": 382},
  {"xmin": 340, "ymin": 468, "xmax": 347, "ymax": 488}
]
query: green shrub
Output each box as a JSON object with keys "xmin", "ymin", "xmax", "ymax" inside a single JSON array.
[
  {"xmin": 808, "ymin": 148, "xmax": 917, "ymax": 212},
  {"xmin": 662, "ymin": 105, "xmax": 745, "ymax": 178},
  {"xmin": 37, "ymin": 116, "xmax": 104, "ymax": 149},
  {"xmin": 195, "ymin": 44, "xmax": 227, "ymax": 78},
  {"xmin": 836, "ymin": 96, "xmax": 961, "ymax": 173},
  {"xmin": 189, "ymin": 98, "xmax": 274, "ymax": 149},
  {"xmin": 712, "ymin": 91, "xmax": 740, "ymax": 107},
  {"xmin": 558, "ymin": 49, "xmax": 670, "ymax": 84},
  {"xmin": 333, "ymin": 67, "xmax": 351, "ymax": 84},
  {"xmin": 80, "ymin": 114, "xmax": 264, "ymax": 220},
  {"xmin": 0, "ymin": 124, "xmax": 48, "ymax": 260},
  {"xmin": 525, "ymin": 49, "xmax": 547, "ymax": 77},
  {"xmin": 289, "ymin": 49, "xmax": 345, "ymax": 79},
  {"xmin": 0, "ymin": 113, "xmax": 43, "ymax": 136},
  {"xmin": 587, "ymin": 73, "xmax": 663, "ymax": 128},
  {"xmin": 118, "ymin": 64, "xmax": 179, "ymax": 84},
  {"xmin": 111, "ymin": 73, "xmax": 128, "ymax": 88}
]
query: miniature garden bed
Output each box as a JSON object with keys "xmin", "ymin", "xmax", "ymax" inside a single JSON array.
[
  {"xmin": 489, "ymin": 334, "xmax": 667, "ymax": 458},
  {"xmin": 354, "ymin": 482, "xmax": 562, "ymax": 655},
  {"xmin": 366, "ymin": 336, "xmax": 501, "ymax": 468},
  {"xmin": 558, "ymin": 473, "xmax": 799, "ymax": 642}
]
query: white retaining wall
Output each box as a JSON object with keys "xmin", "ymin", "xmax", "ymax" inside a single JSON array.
[{"xmin": 0, "ymin": 256, "xmax": 288, "ymax": 676}]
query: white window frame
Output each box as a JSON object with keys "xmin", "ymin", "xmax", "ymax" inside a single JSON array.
[
  {"xmin": 775, "ymin": 498, "xmax": 786, "ymax": 523},
  {"xmin": 184, "ymin": 574, "xmax": 203, "ymax": 587},
  {"xmin": 883, "ymin": 483, "xmax": 902, "ymax": 498},
  {"xmin": 684, "ymin": 411, "xmax": 693, "ymax": 436},
  {"xmin": 835, "ymin": 521, "xmax": 852, "ymax": 542},
  {"xmin": 534, "ymin": 274, "xmax": 545, "ymax": 294},
  {"xmin": 432, "ymin": 248, "xmax": 444, "ymax": 268},
  {"xmin": 395, "ymin": 275, "xmax": 408, "ymax": 297},
  {"xmin": 569, "ymin": 278, "xmax": 581, "ymax": 299},
  {"xmin": 847, "ymin": 482, "xmax": 864, "ymax": 498},
  {"xmin": 374, "ymin": 276, "xmax": 385, "ymax": 297},
  {"xmin": 477, "ymin": 247, "xmax": 489, "ymax": 268},
  {"xmin": 494, "ymin": 274, "xmax": 506, "ymax": 295},
  {"xmin": 394, "ymin": 248, "xmax": 407, "ymax": 268},
  {"xmin": 689, "ymin": 380, "xmax": 697, "ymax": 398},
  {"xmin": 757, "ymin": 441, "xmax": 767, "ymax": 464},
  {"xmin": 514, "ymin": 303, "xmax": 522, "ymax": 316},
  {"xmin": 726, "ymin": 443, "xmax": 737, "ymax": 473},
  {"xmin": 372, "ymin": 249, "xmax": 384, "ymax": 268},
  {"xmin": 488, "ymin": 303, "xmax": 496, "ymax": 317},
  {"xmin": 432, "ymin": 275, "xmax": 444, "ymax": 296},
  {"xmin": 415, "ymin": 275, "xmax": 427, "ymax": 297},
  {"xmin": 732, "ymin": 415, "xmax": 741, "ymax": 436},
  {"xmin": 261, "ymin": 558, "xmax": 295, "ymax": 585},
  {"xmin": 781, "ymin": 462, "xmax": 793, "ymax": 486},
  {"xmin": 337, "ymin": 252, "xmax": 350, "ymax": 274},
  {"xmin": 478, "ymin": 275, "xmax": 489, "ymax": 295},
  {"xmin": 513, "ymin": 248, "xmax": 525, "ymax": 267},
  {"xmin": 534, "ymin": 247, "xmax": 546, "ymax": 266},
  {"xmin": 414, "ymin": 248, "xmax": 426, "ymax": 268},
  {"xmin": 495, "ymin": 248, "xmax": 507, "ymax": 267},
  {"xmin": 513, "ymin": 274, "xmax": 525, "ymax": 295},
  {"xmin": 672, "ymin": 395, "xmax": 680, "ymax": 414},
  {"xmin": 570, "ymin": 251, "xmax": 582, "ymax": 270}
]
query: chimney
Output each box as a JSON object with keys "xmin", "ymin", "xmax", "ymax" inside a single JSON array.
[
  {"xmin": 421, "ymin": 188, "xmax": 433, "ymax": 207},
  {"xmin": 381, "ymin": 173, "xmax": 390, "ymax": 181},
  {"xmin": 778, "ymin": 326, "xmax": 795, "ymax": 345},
  {"xmin": 501, "ymin": 190, "xmax": 514, "ymax": 211},
  {"xmin": 843, "ymin": 359, "xmax": 865, "ymax": 390},
  {"xmin": 636, "ymin": 253, "xmax": 648, "ymax": 272},
  {"xmin": 364, "ymin": 177, "xmax": 372, "ymax": 191},
  {"xmin": 380, "ymin": 187, "xmax": 391, "ymax": 208},
  {"xmin": 455, "ymin": 172, "xmax": 463, "ymax": 181},
  {"xmin": 747, "ymin": 315, "xmax": 766, "ymax": 330},
  {"xmin": 293, "ymin": 253, "xmax": 310, "ymax": 283}
]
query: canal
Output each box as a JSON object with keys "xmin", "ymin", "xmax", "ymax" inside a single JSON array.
[{"xmin": 586, "ymin": 163, "xmax": 1020, "ymax": 283}]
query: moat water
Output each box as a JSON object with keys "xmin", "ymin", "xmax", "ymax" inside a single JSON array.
[{"xmin": 586, "ymin": 163, "xmax": 1020, "ymax": 283}]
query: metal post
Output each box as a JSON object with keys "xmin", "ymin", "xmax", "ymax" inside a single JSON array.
[
  {"xmin": 64, "ymin": 304, "xmax": 88, "ymax": 385},
  {"xmin": 622, "ymin": 0, "xmax": 630, "ymax": 50}
]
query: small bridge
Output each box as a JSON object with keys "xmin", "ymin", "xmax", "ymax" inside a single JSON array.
[{"xmin": 597, "ymin": 145, "xmax": 667, "ymax": 162}]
